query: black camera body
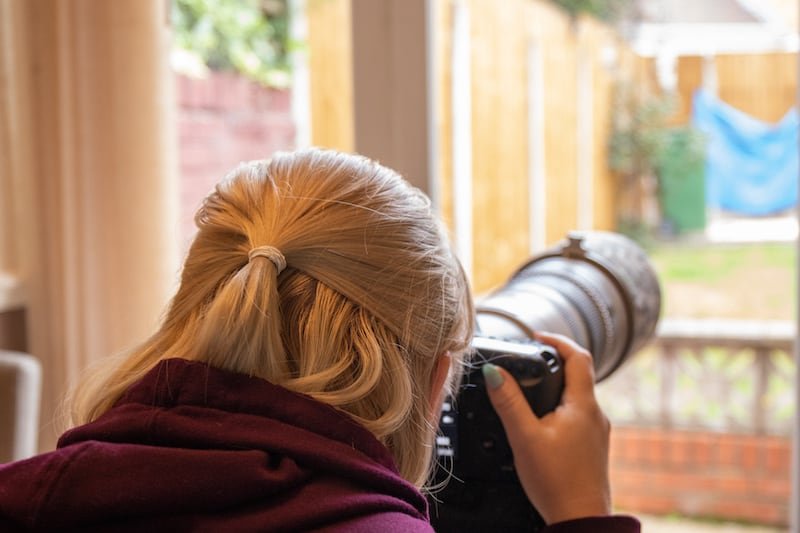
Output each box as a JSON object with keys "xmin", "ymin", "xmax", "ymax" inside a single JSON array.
[
  {"xmin": 429, "ymin": 336, "xmax": 562, "ymax": 532},
  {"xmin": 428, "ymin": 231, "xmax": 662, "ymax": 532}
]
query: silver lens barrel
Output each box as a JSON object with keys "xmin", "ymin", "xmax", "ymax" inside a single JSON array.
[{"xmin": 475, "ymin": 231, "xmax": 661, "ymax": 382}]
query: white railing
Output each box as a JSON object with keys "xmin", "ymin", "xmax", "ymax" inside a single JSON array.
[{"xmin": 597, "ymin": 319, "xmax": 796, "ymax": 436}]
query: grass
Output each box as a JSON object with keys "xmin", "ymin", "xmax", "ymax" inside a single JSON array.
[
  {"xmin": 650, "ymin": 242, "xmax": 795, "ymax": 281},
  {"xmin": 647, "ymin": 240, "xmax": 797, "ymax": 321}
]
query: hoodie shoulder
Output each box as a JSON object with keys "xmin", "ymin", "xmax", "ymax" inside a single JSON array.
[{"xmin": 0, "ymin": 443, "xmax": 93, "ymax": 530}]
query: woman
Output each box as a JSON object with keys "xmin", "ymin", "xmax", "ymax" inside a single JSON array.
[{"xmin": 0, "ymin": 149, "xmax": 638, "ymax": 531}]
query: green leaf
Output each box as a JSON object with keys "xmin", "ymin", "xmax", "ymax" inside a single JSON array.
[{"xmin": 172, "ymin": 0, "xmax": 291, "ymax": 87}]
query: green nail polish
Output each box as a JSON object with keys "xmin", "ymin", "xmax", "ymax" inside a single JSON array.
[{"xmin": 482, "ymin": 363, "xmax": 504, "ymax": 390}]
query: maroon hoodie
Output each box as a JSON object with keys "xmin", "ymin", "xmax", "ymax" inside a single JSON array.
[{"xmin": 0, "ymin": 359, "xmax": 639, "ymax": 532}]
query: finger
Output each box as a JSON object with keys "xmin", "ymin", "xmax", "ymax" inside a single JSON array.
[
  {"xmin": 483, "ymin": 364, "xmax": 540, "ymax": 444},
  {"xmin": 533, "ymin": 331, "xmax": 596, "ymax": 405}
]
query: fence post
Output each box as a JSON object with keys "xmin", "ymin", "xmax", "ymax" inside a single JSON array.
[
  {"xmin": 660, "ymin": 342, "xmax": 675, "ymax": 429},
  {"xmin": 753, "ymin": 347, "xmax": 770, "ymax": 435}
]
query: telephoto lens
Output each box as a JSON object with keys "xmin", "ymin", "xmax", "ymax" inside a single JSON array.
[
  {"xmin": 429, "ymin": 231, "xmax": 661, "ymax": 532},
  {"xmin": 475, "ymin": 231, "xmax": 661, "ymax": 381}
]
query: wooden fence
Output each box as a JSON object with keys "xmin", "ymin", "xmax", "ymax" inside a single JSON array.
[{"xmin": 307, "ymin": 0, "xmax": 643, "ymax": 293}]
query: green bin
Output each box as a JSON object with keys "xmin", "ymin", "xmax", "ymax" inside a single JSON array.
[{"xmin": 657, "ymin": 128, "xmax": 706, "ymax": 235}]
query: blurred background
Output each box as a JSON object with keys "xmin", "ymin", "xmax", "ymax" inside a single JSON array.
[{"xmin": 0, "ymin": 0, "xmax": 797, "ymax": 530}]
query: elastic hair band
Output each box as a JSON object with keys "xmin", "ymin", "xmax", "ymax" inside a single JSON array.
[{"xmin": 248, "ymin": 246, "xmax": 287, "ymax": 275}]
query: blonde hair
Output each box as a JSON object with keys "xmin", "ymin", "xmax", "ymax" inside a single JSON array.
[{"xmin": 68, "ymin": 148, "xmax": 474, "ymax": 487}]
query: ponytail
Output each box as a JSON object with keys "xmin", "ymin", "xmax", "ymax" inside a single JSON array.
[{"xmin": 197, "ymin": 246, "xmax": 288, "ymax": 380}]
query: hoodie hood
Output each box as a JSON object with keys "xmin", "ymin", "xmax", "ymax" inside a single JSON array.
[{"xmin": 0, "ymin": 358, "xmax": 429, "ymax": 532}]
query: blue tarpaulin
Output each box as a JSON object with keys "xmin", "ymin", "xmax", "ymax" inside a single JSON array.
[{"xmin": 692, "ymin": 90, "xmax": 799, "ymax": 215}]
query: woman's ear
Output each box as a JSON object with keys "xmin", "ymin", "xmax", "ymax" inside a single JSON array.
[{"xmin": 428, "ymin": 352, "xmax": 452, "ymax": 419}]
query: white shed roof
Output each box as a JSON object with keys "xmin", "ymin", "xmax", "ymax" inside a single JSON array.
[{"xmin": 631, "ymin": 0, "xmax": 798, "ymax": 56}]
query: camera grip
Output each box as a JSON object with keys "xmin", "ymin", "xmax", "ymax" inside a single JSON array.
[{"xmin": 429, "ymin": 337, "xmax": 565, "ymax": 532}]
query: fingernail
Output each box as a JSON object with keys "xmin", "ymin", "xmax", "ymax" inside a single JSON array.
[{"xmin": 482, "ymin": 363, "xmax": 504, "ymax": 390}]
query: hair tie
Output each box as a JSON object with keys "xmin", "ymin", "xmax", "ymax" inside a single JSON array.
[{"xmin": 248, "ymin": 246, "xmax": 287, "ymax": 274}]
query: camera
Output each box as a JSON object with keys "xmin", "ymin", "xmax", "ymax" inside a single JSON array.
[{"xmin": 429, "ymin": 231, "xmax": 661, "ymax": 532}]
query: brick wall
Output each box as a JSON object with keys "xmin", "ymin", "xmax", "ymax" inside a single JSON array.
[
  {"xmin": 177, "ymin": 72, "xmax": 295, "ymax": 241},
  {"xmin": 611, "ymin": 427, "xmax": 792, "ymax": 527}
]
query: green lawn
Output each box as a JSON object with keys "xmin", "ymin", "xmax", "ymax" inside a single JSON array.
[{"xmin": 647, "ymin": 241, "xmax": 797, "ymax": 321}]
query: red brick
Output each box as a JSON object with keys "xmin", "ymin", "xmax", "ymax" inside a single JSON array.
[
  {"xmin": 716, "ymin": 434, "xmax": 740, "ymax": 466},
  {"xmin": 610, "ymin": 469, "xmax": 653, "ymax": 492},
  {"xmin": 715, "ymin": 475, "xmax": 753, "ymax": 496},
  {"xmin": 225, "ymin": 75, "xmax": 250, "ymax": 110},
  {"xmin": 613, "ymin": 429, "xmax": 642, "ymax": 465},
  {"xmin": 667, "ymin": 433, "xmax": 691, "ymax": 467},
  {"xmin": 765, "ymin": 439, "xmax": 791, "ymax": 473},
  {"xmin": 754, "ymin": 477, "xmax": 792, "ymax": 499},
  {"xmin": 252, "ymin": 88, "xmax": 273, "ymax": 110},
  {"xmin": 176, "ymin": 70, "xmax": 294, "ymax": 240},
  {"xmin": 689, "ymin": 433, "xmax": 715, "ymax": 469},
  {"xmin": 190, "ymin": 76, "xmax": 214, "ymax": 109},
  {"xmin": 179, "ymin": 117, "xmax": 219, "ymax": 140},
  {"xmin": 739, "ymin": 435, "xmax": 763, "ymax": 471},
  {"xmin": 273, "ymin": 88, "xmax": 291, "ymax": 108},
  {"xmin": 679, "ymin": 472, "xmax": 716, "ymax": 492},
  {"xmin": 606, "ymin": 429, "xmax": 793, "ymax": 527},
  {"xmin": 176, "ymin": 75, "xmax": 194, "ymax": 107},
  {"xmin": 643, "ymin": 434, "xmax": 665, "ymax": 464}
]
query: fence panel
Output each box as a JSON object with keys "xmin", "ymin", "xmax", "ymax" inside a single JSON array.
[
  {"xmin": 307, "ymin": 0, "xmax": 354, "ymax": 152},
  {"xmin": 673, "ymin": 53, "xmax": 797, "ymax": 125},
  {"xmin": 468, "ymin": 0, "xmax": 532, "ymax": 291},
  {"xmin": 717, "ymin": 53, "xmax": 798, "ymax": 123}
]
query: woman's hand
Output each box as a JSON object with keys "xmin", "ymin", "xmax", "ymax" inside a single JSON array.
[{"xmin": 482, "ymin": 332, "xmax": 611, "ymax": 525}]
